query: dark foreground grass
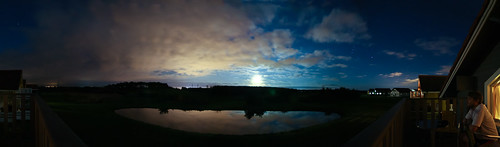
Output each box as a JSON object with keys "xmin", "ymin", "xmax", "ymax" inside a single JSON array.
[{"xmin": 41, "ymin": 90, "xmax": 400, "ymax": 147}]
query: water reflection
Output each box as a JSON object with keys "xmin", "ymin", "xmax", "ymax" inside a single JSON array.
[{"xmin": 115, "ymin": 108, "xmax": 340, "ymax": 135}]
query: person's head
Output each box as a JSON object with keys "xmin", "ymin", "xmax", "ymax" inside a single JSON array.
[{"xmin": 467, "ymin": 91, "xmax": 483, "ymax": 107}]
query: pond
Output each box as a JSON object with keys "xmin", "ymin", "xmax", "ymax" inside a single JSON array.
[{"xmin": 115, "ymin": 108, "xmax": 340, "ymax": 135}]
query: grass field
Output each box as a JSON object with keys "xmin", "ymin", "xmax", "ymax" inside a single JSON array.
[{"xmin": 40, "ymin": 87, "xmax": 400, "ymax": 146}]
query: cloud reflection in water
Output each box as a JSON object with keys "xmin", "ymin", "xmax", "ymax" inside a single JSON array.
[{"xmin": 115, "ymin": 108, "xmax": 340, "ymax": 135}]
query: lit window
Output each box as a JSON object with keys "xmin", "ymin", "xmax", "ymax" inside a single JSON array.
[
  {"xmin": 487, "ymin": 72, "xmax": 500, "ymax": 120},
  {"xmin": 492, "ymin": 77, "xmax": 500, "ymax": 120}
]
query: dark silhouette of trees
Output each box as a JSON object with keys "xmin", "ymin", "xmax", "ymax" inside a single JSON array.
[
  {"xmin": 244, "ymin": 110, "xmax": 266, "ymax": 119},
  {"xmin": 158, "ymin": 106, "xmax": 170, "ymax": 114},
  {"xmin": 298, "ymin": 87, "xmax": 361, "ymax": 103}
]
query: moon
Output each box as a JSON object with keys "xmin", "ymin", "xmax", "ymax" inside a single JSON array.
[{"xmin": 251, "ymin": 75, "xmax": 264, "ymax": 86}]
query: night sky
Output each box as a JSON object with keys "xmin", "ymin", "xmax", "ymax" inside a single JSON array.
[{"xmin": 0, "ymin": 0, "xmax": 484, "ymax": 89}]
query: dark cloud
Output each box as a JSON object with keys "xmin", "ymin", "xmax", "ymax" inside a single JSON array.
[
  {"xmin": 414, "ymin": 37, "xmax": 459, "ymax": 55},
  {"xmin": 152, "ymin": 70, "xmax": 185, "ymax": 76},
  {"xmin": 305, "ymin": 9, "xmax": 370, "ymax": 43}
]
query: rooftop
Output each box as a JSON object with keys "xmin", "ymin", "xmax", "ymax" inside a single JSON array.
[
  {"xmin": 418, "ymin": 75, "xmax": 447, "ymax": 91},
  {"xmin": 0, "ymin": 70, "xmax": 22, "ymax": 90}
]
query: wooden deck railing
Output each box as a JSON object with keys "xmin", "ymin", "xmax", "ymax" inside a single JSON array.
[
  {"xmin": 1, "ymin": 93, "xmax": 86, "ymax": 147},
  {"xmin": 407, "ymin": 98, "xmax": 461, "ymax": 133},
  {"xmin": 342, "ymin": 98, "xmax": 408, "ymax": 147},
  {"xmin": 408, "ymin": 98, "xmax": 462, "ymax": 147},
  {"xmin": 343, "ymin": 97, "xmax": 462, "ymax": 147}
]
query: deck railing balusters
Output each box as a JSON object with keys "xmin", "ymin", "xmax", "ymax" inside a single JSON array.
[
  {"xmin": 344, "ymin": 97, "xmax": 460, "ymax": 146},
  {"xmin": 1, "ymin": 93, "xmax": 86, "ymax": 147}
]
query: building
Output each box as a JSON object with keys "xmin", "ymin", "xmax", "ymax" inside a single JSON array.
[
  {"xmin": 367, "ymin": 89, "xmax": 375, "ymax": 95},
  {"xmin": 0, "ymin": 70, "xmax": 31, "ymax": 120},
  {"xmin": 390, "ymin": 88, "xmax": 411, "ymax": 97},
  {"xmin": 368, "ymin": 88, "xmax": 392, "ymax": 96},
  {"xmin": 412, "ymin": 75, "xmax": 447, "ymax": 98},
  {"xmin": 368, "ymin": 89, "xmax": 375, "ymax": 95},
  {"xmin": 0, "ymin": 70, "xmax": 24, "ymax": 93},
  {"xmin": 440, "ymin": 0, "xmax": 500, "ymax": 120}
]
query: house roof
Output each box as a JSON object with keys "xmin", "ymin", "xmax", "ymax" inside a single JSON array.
[
  {"xmin": 440, "ymin": 0, "xmax": 500, "ymax": 98},
  {"xmin": 419, "ymin": 75, "xmax": 447, "ymax": 91},
  {"xmin": 0, "ymin": 70, "xmax": 22, "ymax": 90},
  {"xmin": 393, "ymin": 88, "xmax": 411, "ymax": 93}
]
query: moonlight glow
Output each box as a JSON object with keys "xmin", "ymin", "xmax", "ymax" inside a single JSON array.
[{"xmin": 251, "ymin": 75, "xmax": 264, "ymax": 86}]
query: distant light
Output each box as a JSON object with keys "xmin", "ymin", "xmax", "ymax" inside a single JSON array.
[{"xmin": 251, "ymin": 74, "xmax": 264, "ymax": 86}]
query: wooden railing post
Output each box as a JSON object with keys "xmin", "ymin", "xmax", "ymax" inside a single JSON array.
[
  {"xmin": 12, "ymin": 94, "xmax": 16, "ymax": 131},
  {"xmin": 20, "ymin": 94, "xmax": 26, "ymax": 135},
  {"xmin": 3, "ymin": 94, "xmax": 8, "ymax": 135},
  {"xmin": 21, "ymin": 94, "xmax": 26, "ymax": 121},
  {"xmin": 35, "ymin": 96, "xmax": 41, "ymax": 147},
  {"xmin": 31, "ymin": 93, "xmax": 35, "ymax": 141},
  {"xmin": 455, "ymin": 97, "xmax": 461, "ymax": 146}
]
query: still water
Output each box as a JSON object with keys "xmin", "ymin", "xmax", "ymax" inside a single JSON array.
[{"xmin": 115, "ymin": 108, "xmax": 340, "ymax": 135}]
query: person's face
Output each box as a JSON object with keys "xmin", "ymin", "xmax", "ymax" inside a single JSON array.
[{"xmin": 467, "ymin": 96, "xmax": 478, "ymax": 108}]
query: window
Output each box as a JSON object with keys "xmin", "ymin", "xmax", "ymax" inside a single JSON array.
[
  {"xmin": 487, "ymin": 69, "xmax": 500, "ymax": 120},
  {"xmin": 490, "ymin": 76, "xmax": 500, "ymax": 120}
]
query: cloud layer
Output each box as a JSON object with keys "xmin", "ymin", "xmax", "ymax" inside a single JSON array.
[
  {"xmin": 414, "ymin": 37, "xmax": 460, "ymax": 55},
  {"xmin": 435, "ymin": 65, "xmax": 452, "ymax": 75},
  {"xmin": 402, "ymin": 78, "xmax": 419, "ymax": 85},
  {"xmin": 0, "ymin": 0, "xmax": 348, "ymax": 84},
  {"xmin": 383, "ymin": 50, "xmax": 417, "ymax": 60},
  {"xmin": 379, "ymin": 72, "xmax": 403, "ymax": 78},
  {"xmin": 305, "ymin": 9, "xmax": 370, "ymax": 43}
]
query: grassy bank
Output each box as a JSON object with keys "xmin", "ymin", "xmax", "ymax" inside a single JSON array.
[{"xmin": 40, "ymin": 87, "xmax": 400, "ymax": 146}]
